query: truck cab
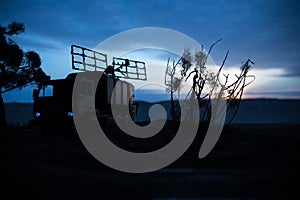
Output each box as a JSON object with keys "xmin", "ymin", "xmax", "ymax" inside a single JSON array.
[{"xmin": 33, "ymin": 72, "xmax": 135, "ymax": 127}]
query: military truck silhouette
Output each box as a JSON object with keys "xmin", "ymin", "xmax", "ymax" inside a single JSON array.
[{"xmin": 32, "ymin": 45, "xmax": 147, "ymax": 126}]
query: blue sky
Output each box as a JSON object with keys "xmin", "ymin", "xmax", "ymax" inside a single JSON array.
[{"xmin": 1, "ymin": 0, "xmax": 300, "ymax": 102}]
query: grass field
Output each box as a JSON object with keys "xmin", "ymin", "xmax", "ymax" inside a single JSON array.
[{"xmin": 2, "ymin": 123, "xmax": 300, "ymax": 199}]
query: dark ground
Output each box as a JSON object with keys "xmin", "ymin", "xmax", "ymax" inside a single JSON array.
[{"xmin": 1, "ymin": 123, "xmax": 300, "ymax": 199}]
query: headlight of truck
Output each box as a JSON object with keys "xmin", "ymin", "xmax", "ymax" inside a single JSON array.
[
  {"xmin": 67, "ymin": 112, "xmax": 73, "ymax": 117},
  {"xmin": 35, "ymin": 112, "xmax": 41, "ymax": 118}
]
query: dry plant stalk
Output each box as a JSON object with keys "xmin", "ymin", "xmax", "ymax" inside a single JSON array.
[{"xmin": 164, "ymin": 40, "xmax": 255, "ymax": 125}]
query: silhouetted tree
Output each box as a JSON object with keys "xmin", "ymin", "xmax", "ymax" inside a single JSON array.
[
  {"xmin": 0, "ymin": 22, "xmax": 50, "ymax": 127},
  {"xmin": 165, "ymin": 48, "xmax": 192, "ymax": 120},
  {"xmin": 165, "ymin": 40, "xmax": 255, "ymax": 125}
]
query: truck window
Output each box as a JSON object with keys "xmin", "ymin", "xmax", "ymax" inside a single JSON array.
[{"xmin": 40, "ymin": 85, "xmax": 54, "ymax": 97}]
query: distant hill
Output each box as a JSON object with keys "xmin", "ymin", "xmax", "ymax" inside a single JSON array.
[
  {"xmin": 135, "ymin": 99, "xmax": 300, "ymax": 124},
  {"xmin": 232, "ymin": 99, "xmax": 300, "ymax": 123},
  {"xmin": 4, "ymin": 99, "xmax": 300, "ymax": 125}
]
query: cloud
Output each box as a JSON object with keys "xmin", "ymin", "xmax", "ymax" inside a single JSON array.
[
  {"xmin": 2, "ymin": 0, "xmax": 300, "ymax": 66},
  {"xmin": 1, "ymin": 0, "xmax": 300, "ymax": 102},
  {"xmin": 244, "ymin": 90, "xmax": 300, "ymax": 99}
]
